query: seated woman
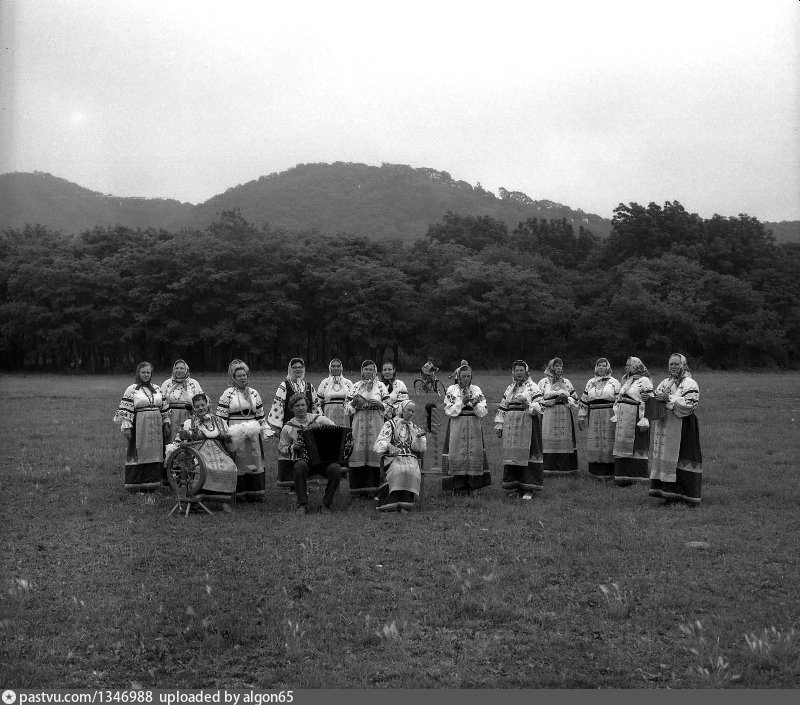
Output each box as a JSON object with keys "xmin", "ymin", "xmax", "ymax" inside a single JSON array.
[
  {"xmin": 537, "ymin": 357, "xmax": 580, "ymax": 475},
  {"xmin": 216, "ymin": 359, "xmax": 270, "ymax": 502},
  {"xmin": 165, "ymin": 393, "xmax": 238, "ymax": 507},
  {"xmin": 374, "ymin": 400, "xmax": 427, "ymax": 512},
  {"xmin": 160, "ymin": 359, "xmax": 204, "ymax": 434},
  {"xmin": 113, "ymin": 361, "xmax": 171, "ymax": 491},
  {"xmin": 494, "ymin": 360, "xmax": 545, "ymax": 499},
  {"xmin": 278, "ymin": 394, "xmax": 342, "ymax": 514},
  {"xmin": 578, "ymin": 357, "xmax": 621, "ymax": 480},
  {"xmin": 380, "ymin": 361, "xmax": 409, "ymax": 417},
  {"xmin": 316, "ymin": 358, "xmax": 354, "ymax": 427},
  {"xmin": 648, "ymin": 353, "xmax": 703, "ymax": 505},
  {"xmin": 345, "ymin": 360, "xmax": 391, "ymax": 497},
  {"xmin": 442, "ymin": 361, "xmax": 491, "ymax": 494},
  {"xmin": 611, "ymin": 356, "xmax": 654, "ymax": 485}
]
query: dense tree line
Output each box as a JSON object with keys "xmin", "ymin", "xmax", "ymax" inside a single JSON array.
[{"xmin": 1, "ymin": 202, "xmax": 798, "ymax": 372}]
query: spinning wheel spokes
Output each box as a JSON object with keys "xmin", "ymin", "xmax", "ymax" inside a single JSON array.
[{"xmin": 165, "ymin": 444, "xmax": 211, "ymax": 516}]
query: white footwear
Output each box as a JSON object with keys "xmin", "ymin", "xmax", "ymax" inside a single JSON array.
[{"xmin": 522, "ymin": 491, "xmax": 534, "ymax": 500}]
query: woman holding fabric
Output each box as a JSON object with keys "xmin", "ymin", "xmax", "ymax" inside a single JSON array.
[
  {"xmin": 442, "ymin": 361, "xmax": 491, "ymax": 494},
  {"xmin": 537, "ymin": 358, "xmax": 580, "ymax": 475},
  {"xmin": 380, "ymin": 361, "xmax": 409, "ymax": 417},
  {"xmin": 316, "ymin": 358, "xmax": 354, "ymax": 427},
  {"xmin": 648, "ymin": 353, "xmax": 703, "ymax": 504},
  {"xmin": 578, "ymin": 358, "xmax": 621, "ymax": 480},
  {"xmin": 166, "ymin": 393, "xmax": 238, "ymax": 506},
  {"xmin": 113, "ymin": 361, "xmax": 171, "ymax": 491},
  {"xmin": 611, "ymin": 356, "xmax": 654, "ymax": 485},
  {"xmin": 344, "ymin": 360, "xmax": 391, "ymax": 497},
  {"xmin": 374, "ymin": 399, "xmax": 427, "ymax": 512},
  {"xmin": 216, "ymin": 359, "xmax": 270, "ymax": 501},
  {"xmin": 160, "ymin": 359, "xmax": 204, "ymax": 434},
  {"xmin": 494, "ymin": 360, "xmax": 545, "ymax": 499}
]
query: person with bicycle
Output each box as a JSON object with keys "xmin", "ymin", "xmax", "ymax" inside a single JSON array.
[{"xmin": 421, "ymin": 357, "xmax": 438, "ymax": 386}]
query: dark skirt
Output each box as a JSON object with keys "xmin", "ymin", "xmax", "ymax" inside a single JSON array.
[
  {"xmin": 348, "ymin": 465, "xmax": 382, "ymax": 496},
  {"xmin": 236, "ymin": 471, "xmax": 266, "ymax": 501},
  {"xmin": 124, "ymin": 462, "xmax": 163, "ymax": 491},
  {"xmin": 502, "ymin": 463, "xmax": 544, "ymax": 493},
  {"xmin": 587, "ymin": 461, "xmax": 615, "ymax": 479},
  {"xmin": 649, "ymin": 415, "xmax": 703, "ymax": 504},
  {"xmin": 542, "ymin": 451, "xmax": 579, "ymax": 475}
]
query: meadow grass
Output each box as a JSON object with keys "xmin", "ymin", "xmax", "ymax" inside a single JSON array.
[{"xmin": 1, "ymin": 370, "xmax": 799, "ymax": 688}]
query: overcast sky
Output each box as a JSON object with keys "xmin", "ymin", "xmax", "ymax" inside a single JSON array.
[{"xmin": 1, "ymin": 0, "xmax": 798, "ymax": 221}]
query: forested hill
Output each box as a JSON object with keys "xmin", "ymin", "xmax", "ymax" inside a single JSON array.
[{"xmin": 0, "ymin": 164, "xmax": 612, "ymax": 241}]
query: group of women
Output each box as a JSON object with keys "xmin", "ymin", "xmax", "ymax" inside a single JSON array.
[{"xmin": 113, "ymin": 352, "xmax": 703, "ymax": 510}]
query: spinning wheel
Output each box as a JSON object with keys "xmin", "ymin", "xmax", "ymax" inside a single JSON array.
[{"xmin": 165, "ymin": 443, "xmax": 212, "ymax": 517}]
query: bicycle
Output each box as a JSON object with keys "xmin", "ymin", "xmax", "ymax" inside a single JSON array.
[{"xmin": 413, "ymin": 374, "xmax": 446, "ymax": 396}]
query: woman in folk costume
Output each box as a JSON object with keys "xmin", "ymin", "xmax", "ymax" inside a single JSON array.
[
  {"xmin": 611, "ymin": 356, "xmax": 654, "ymax": 485},
  {"xmin": 268, "ymin": 357, "xmax": 321, "ymax": 488},
  {"xmin": 537, "ymin": 358, "xmax": 580, "ymax": 475},
  {"xmin": 267, "ymin": 358, "xmax": 320, "ymax": 435},
  {"xmin": 166, "ymin": 393, "xmax": 238, "ymax": 506},
  {"xmin": 578, "ymin": 358, "xmax": 621, "ymax": 480},
  {"xmin": 648, "ymin": 353, "xmax": 703, "ymax": 504},
  {"xmin": 442, "ymin": 361, "xmax": 491, "ymax": 493},
  {"xmin": 380, "ymin": 361, "xmax": 409, "ymax": 417},
  {"xmin": 160, "ymin": 359, "xmax": 203, "ymax": 434},
  {"xmin": 215, "ymin": 359, "xmax": 270, "ymax": 501},
  {"xmin": 344, "ymin": 360, "xmax": 391, "ymax": 497},
  {"xmin": 113, "ymin": 361, "xmax": 171, "ymax": 491},
  {"xmin": 316, "ymin": 358, "xmax": 354, "ymax": 427},
  {"xmin": 374, "ymin": 400, "xmax": 427, "ymax": 512},
  {"xmin": 494, "ymin": 360, "xmax": 545, "ymax": 499}
]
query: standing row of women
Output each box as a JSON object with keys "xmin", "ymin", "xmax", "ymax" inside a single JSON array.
[{"xmin": 113, "ymin": 353, "xmax": 703, "ymax": 506}]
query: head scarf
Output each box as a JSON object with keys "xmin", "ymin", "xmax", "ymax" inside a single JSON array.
[
  {"xmin": 134, "ymin": 361, "xmax": 156, "ymax": 391},
  {"xmin": 228, "ymin": 359, "xmax": 257, "ymax": 414},
  {"xmin": 360, "ymin": 359, "xmax": 378, "ymax": 390},
  {"xmin": 396, "ymin": 398, "xmax": 415, "ymax": 419},
  {"xmin": 170, "ymin": 359, "xmax": 190, "ymax": 386},
  {"xmin": 511, "ymin": 360, "xmax": 529, "ymax": 388},
  {"xmin": 381, "ymin": 361, "xmax": 396, "ymax": 393},
  {"xmin": 328, "ymin": 358, "xmax": 343, "ymax": 377},
  {"xmin": 191, "ymin": 392, "xmax": 212, "ymax": 416},
  {"xmin": 623, "ymin": 356, "xmax": 649, "ymax": 381},
  {"xmin": 594, "ymin": 358, "xmax": 612, "ymax": 379},
  {"xmin": 543, "ymin": 358, "xmax": 564, "ymax": 382},
  {"xmin": 455, "ymin": 360, "xmax": 472, "ymax": 389},
  {"xmin": 669, "ymin": 353, "xmax": 691, "ymax": 380}
]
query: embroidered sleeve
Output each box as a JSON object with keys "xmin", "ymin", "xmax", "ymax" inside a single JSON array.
[
  {"xmin": 443, "ymin": 385, "xmax": 464, "ymax": 417},
  {"xmin": 578, "ymin": 379, "xmax": 592, "ymax": 418},
  {"xmin": 113, "ymin": 385, "xmax": 137, "ymax": 426},
  {"xmin": 373, "ymin": 420, "xmax": 394, "ymax": 455},
  {"xmin": 316, "ymin": 378, "xmax": 329, "ymax": 406},
  {"xmin": 267, "ymin": 382, "xmax": 287, "ymax": 432},
  {"xmin": 669, "ymin": 379, "xmax": 699, "ymax": 417},
  {"xmin": 216, "ymin": 388, "xmax": 233, "ymax": 420},
  {"xmin": 472, "ymin": 385, "xmax": 488, "ymax": 418},
  {"xmin": 494, "ymin": 384, "xmax": 511, "ymax": 427},
  {"xmin": 156, "ymin": 387, "xmax": 170, "ymax": 424},
  {"xmin": 308, "ymin": 383, "xmax": 322, "ymax": 415}
]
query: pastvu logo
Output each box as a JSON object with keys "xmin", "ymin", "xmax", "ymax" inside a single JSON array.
[{"xmin": 2, "ymin": 690, "xmax": 17, "ymax": 704}]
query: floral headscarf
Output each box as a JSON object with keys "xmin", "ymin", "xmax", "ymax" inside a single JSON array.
[
  {"xmin": 191, "ymin": 392, "xmax": 212, "ymax": 416},
  {"xmin": 134, "ymin": 361, "xmax": 156, "ymax": 391},
  {"xmin": 594, "ymin": 358, "xmax": 612, "ymax": 378},
  {"xmin": 543, "ymin": 358, "xmax": 564, "ymax": 382},
  {"xmin": 669, "ymin": 353, "xmax": 692, "ymax": 380},
  {"xmin": 622, "ymin": 356, "xmax": 649, "ymax": 381}
]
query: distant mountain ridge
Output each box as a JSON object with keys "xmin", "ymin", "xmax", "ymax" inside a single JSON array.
[{"xmin": 1, "ymin": 163, "xmax": 797, "ymax": 243}]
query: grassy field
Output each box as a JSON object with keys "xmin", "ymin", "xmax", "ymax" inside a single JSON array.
[{"xmin": 1, "ymin": 369, "xmax": 799, "ymax": 689}]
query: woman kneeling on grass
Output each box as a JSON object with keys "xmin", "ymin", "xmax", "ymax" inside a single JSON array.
[
  {"xmin": 648, "ymin": 353, "xmax": 703, "ymax": 505},
  {"xmin": 374, "ymin": 400, "xmax": 427, "ymax": 512},
  {"xmin": 165, "ymin": 393, "xmax": 238, "ymax": 509},
  {"xmin": 113, "ymin": 361, "xmax": 171, "ymax": 491}
]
